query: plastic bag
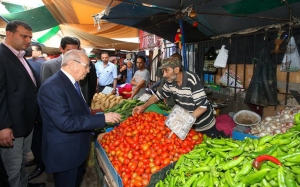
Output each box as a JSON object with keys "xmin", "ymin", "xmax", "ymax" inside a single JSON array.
[
  {"xmin": 280, "ymin": 37, "xmax": 300, "ymax": 72},
  {"xmin": 214, "ymin": 45, "xmax": 228, "ymax": 68}
]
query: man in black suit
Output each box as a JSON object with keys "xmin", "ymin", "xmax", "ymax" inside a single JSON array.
[
  {"xmin": 0, "ymin": 20, "xmax": 45, "ymax": 187},
  {"xmin": 40, "ymin": 36, "xmax": 79, "ymax": 83}
]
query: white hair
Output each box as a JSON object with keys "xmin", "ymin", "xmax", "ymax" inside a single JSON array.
[{"xmin": 61, "ymin": 50, "xmax": 87, "ymax": 66}]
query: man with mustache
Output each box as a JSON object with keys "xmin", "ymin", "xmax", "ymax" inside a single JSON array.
[{"xmin": 133, "ymin": 57, "xmax": 219, "ymax": 137}]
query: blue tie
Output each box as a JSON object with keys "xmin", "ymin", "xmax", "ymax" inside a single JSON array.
[{"xmin": 74, "ymin": 81, "xmax": 81, "ymax": 95}]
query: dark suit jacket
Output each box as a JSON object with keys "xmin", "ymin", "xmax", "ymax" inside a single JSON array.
[
  {"xmin": 37, "ymin": 70, "xmax": 105, "ymax": 173},
  {"xmin": 0, "ymin": 43, "xmax": 40, "ymax": 138},
  {"xmin": 79, "ymin": 61, "xmax": 97, "ymax": 106},
  {"xmin": 40, "ymin": 55, "xmax": 62, "ymax": 83}
]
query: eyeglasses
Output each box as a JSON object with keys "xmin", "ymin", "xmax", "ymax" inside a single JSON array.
[{"xmin": 73, "ymin": 60, "xmax": 91, "ymax": 70}]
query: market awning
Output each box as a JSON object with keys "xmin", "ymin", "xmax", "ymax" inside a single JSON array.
[{"xmin": 101, "ymin": 0, "xmax": 300, "ymax": 43}]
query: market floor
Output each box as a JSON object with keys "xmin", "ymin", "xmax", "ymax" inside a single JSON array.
[{"xmin": 25, "ymin": 151, "xmax": 101, "ymax": 187}]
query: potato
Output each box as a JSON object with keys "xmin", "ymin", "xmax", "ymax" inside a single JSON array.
[
  {"xmin": 105, "ymin": 99, "xmax": 110, "ymax": 108},
  {"xmin": 119, "ymin": 99, "xmax": 125, "ymax": 104},
  {"xmin": 109, "ymin": 101, "xmax": 116, "ymax": 109}
]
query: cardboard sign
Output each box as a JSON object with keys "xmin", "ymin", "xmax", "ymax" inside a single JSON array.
[
  {"xmin": 165, "ymin": 105, "xmax": 196, "ymax": 140},
  {"xmin": 101, "ymin": 86, "xmax": 114, "ymax": 94}
]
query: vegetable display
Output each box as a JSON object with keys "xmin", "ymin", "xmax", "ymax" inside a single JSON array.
[
  {"xmin": 156, "ymin": 128, "xmax": 300, "ymax": 187},
  {"xmin": 104, "ymin": 99, "xmax": 144, "ymax": 122},
  {"xmin": 250, "ymin": 106, "xmax": 300, "ymax": 137},
  {"xmin": 98, "ymin": 112, "xmax": 203, "ymax": 187},
  {"xmin": 91, "ymin": 92, "xmax": 125, "ymax": 111}
]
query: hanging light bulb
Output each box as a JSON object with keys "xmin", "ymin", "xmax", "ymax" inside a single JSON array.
[{"xmin": 189, "ymin": 9, "xmax": 197, "ymax": 18}]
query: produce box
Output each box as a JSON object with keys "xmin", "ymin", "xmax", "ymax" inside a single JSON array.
[
  {"xmin": 232, "ymin": 130, "xmax": 259, "ymax": 140},
  {"xmin": 95, "ymin": 133, "xmax": 122, "ymax": 187},
  {"xmin": 95, "ymin": 133, "xmax": 176, "ymax": 187}
]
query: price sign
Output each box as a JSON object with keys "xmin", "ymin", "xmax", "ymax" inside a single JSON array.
[
  {"xmin": 165, "ymin": 105, "xmax": 196, "ymax": 140},
  {"xmin": 101, "ymin": 86, "xmax": 114, "ymax": 94}
]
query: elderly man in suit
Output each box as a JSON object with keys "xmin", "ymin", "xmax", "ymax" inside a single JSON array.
[
  {"xmin": 0, "ymin": 20, "xmax": 45, "ymax": 187},
  {"xmin": 37, "ymin": 49, "xmax": 121, "ymax": 187},
  {"xmin": 40, "ymin": 36, "xmax": 79, "ymax": 83}
]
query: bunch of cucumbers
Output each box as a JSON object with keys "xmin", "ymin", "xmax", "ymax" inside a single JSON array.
[{"xmin": 104, "ymin": 99, "xmax": 144, "ymax": 122}]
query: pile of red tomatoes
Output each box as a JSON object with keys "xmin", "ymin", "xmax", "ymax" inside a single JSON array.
[{"xmin": 99, "ymin": 112, "xmax": 203, "ymax": 187}]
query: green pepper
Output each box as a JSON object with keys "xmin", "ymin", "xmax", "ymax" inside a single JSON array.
[
  {"xmin": 226, "ymin": 141, "xmax": 240, "ymax": 148},
  {"xmin": 277, "ymin": 166, "xmax": 285, "ymax": 187},
  {"xmin": 287, "ymin": 139, "xmax": 300, "ymax": 148},
  {"xmin": 262, "ymin": 177, "xmax": 272, "ymax": 187},
  {"xmin": 203, "ymin": 156, "xmax": 212, "ymax": 165},
  {"xmin": 270, "ymin": 139, "xmax": 291, "ymax": 145},
  {"xmin": 213, "ymin": 176, "xmax": 219, "ymax": 187},
  {"xmin": 221, "ymin": 157, "xmax": 245, "ymax": 170},
  {"xmin": 225, "ymin": 170, "xmax": 236, "ymax": 187},
  {"xmin": 208, "ymin": 157, "xmax": 216, "ymax": 167},
  {"xmin": 258, "ymin": 135, "xmax": 273, "ymax": 146},
  {"xmin": 269, "ymin": 180, "xmax": 279, "ymax": 187},
  {"xmin": 183, "ymin": 174, "xmax": 198, "ymax": 187},
  {"xmin": 196, "ymin": 173, "xmax": 209, "ymax": 186},
  {"xmin": 228, "ymin": 144, "xmax": 245, "ymax": 158},
  {"xmin": 204, "ymin": 148, "xmax": 228, "ymax": 158},
  {"xmin": 296, "ymin": 175, "xmax": 300, "ymax": 185},
  {"xmin": 175, "ymin": 156, "xmax": 184, "ymax": 169},
  {"xmin": 210, "ymin": 139, "xmax": 226, "ymax": 145},
  {"xmin": 233, "ymin": 162, "xmax": 252, "ymax": 182},
  {"xmin": 215, "ymin": 154, "xmax": 221, "ymax": 165},
  {"xmin": 294, "ymin": 112, "xmax": 300, "ymax": 124},
  {"xmin": 285, "ymin": 169, "xmax": 297, "ymax": 187},
  {"xmin": 190, "ymin": 166, "xmax": 211, "ymax": 173},
  {"xmin": 266, "ymin": 169, "xmax": 278, "ymax": 181},
  {"xmin": 241, "ymin": 168, "xmax": 270, "ymax": 185},
  {"xmin": 285, "ymin": 155, "xmax": 300, "ymax": 163},
  {"xmin": 249, "ymin": 144, "xmax": 278, "ymax": 158},
  {"xmin": 253, "ymin": 139, "xmax": 259, "ymax": 148},
  {"xmin": 290, "ymin": 167, "xmax": 300, "ymax": 175},
  {"xmin": 277, "ymin": 152, "xmax": 300, "ymax": 160}
]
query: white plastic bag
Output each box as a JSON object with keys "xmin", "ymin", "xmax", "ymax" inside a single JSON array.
[
  {"xmin": 214, "ymin": 45, "xmax": 228, "ymax": 68},
  {"xmin": 280, "ymin": 36, "xmax": 300, "ymax": 72}
]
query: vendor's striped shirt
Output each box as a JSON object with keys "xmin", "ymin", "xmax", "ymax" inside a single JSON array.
[{"xmin": 154, "ymin": 71, "xmax": 215, "ymax": 131}]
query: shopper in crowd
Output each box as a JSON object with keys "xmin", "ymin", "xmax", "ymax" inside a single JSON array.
[
  {"xmin": 0, "ymin": 20, "xmax": 45, "ymax": 187},
  {"xmin": 129, "ymin": 56, "xmax": 150, "ymax": 99},
  {"xmin": 132, "ymin": 57, "xmax": 219, "ymax": 138},
  {"xmin": 37, "ymin": 50, "xmax": 121, "ymax": 187},
  {"xmin": 117, "ymin": 64, "xmax": 127, "ymax": 85},
  {"xmin": 95, "ymin": 52, "xmax": 118, "ymax": 93},
  {"xmin": 125, "ymin": 59, "xmax": 134, "ymax": 83},
  {"xmin": 78, "ymin": 48, "xmax": 97, "ymax": 107},
  {"xmin": 23, "ymin": 45, "xmax": 47, "ymax": 181},
  {"xmin": 40, "ymin": 36, "xmax": 79, "ymax": 83}
]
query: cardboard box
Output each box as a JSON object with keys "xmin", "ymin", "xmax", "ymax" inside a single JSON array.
[{"xmin": 95, "ymin": 134, "xmax": 122, "ymax": 187}]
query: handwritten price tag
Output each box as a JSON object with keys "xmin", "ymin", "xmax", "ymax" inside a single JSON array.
[{"xmin": 165, "ymin": 105, "xmax": 196, "ymax": 140}]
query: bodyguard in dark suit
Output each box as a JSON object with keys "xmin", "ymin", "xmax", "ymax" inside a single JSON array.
[
  {"xmin": 40, "ymin": 36, "xmax": 79, "ymax": 83},
  {"xmin": 37, "ymin": 50, "xmax": 121, "ymax": 187},
  {"xmin": 0, "ymin": 21, "xmax": 43, "ymax": 187}
]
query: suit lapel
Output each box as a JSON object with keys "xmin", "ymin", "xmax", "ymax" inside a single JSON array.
[
  {"xmin": 58, "ymin": 71, "xmax": 91, "ymax": 114},
  {"xmin": 1, "ymin": 44, "xmax": 37, "ymax": 88}
]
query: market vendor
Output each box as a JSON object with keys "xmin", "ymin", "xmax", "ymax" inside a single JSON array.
[{"xmin": 132, "ymin": 57, "xmax": 220, "ymax": 138}]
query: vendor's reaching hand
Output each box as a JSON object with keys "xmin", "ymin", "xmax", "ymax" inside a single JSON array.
[
  {"xmin": 132, "ymin": 105, "xmax": 145, "ymax": 115},
  {"xmin": 104, "ymin": 112, "xmax": 121, "ymax": 123}
]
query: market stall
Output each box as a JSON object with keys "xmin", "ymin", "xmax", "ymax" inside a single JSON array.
[{"xmin": 90, "ymin": 91, "xmax": 300, "ymax": 186}]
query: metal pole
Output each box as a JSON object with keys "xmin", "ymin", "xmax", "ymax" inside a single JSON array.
[{"xmin": 179, "ymin": 18, "xmax": 187, "ymax": 71}]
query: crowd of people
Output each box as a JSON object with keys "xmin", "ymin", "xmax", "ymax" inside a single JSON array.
[{"xmin": 0, "ymin": 20, "xmax": 219, "ymax": 187}]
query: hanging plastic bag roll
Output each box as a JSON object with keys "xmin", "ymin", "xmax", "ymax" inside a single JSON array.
[
  {"xmin": 280, "ymin": 36, "xmax": 300, "ymax": 72},
  {"xmin": 214, "ymin": 45, "xmax": 228, "ymax": 68}
]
